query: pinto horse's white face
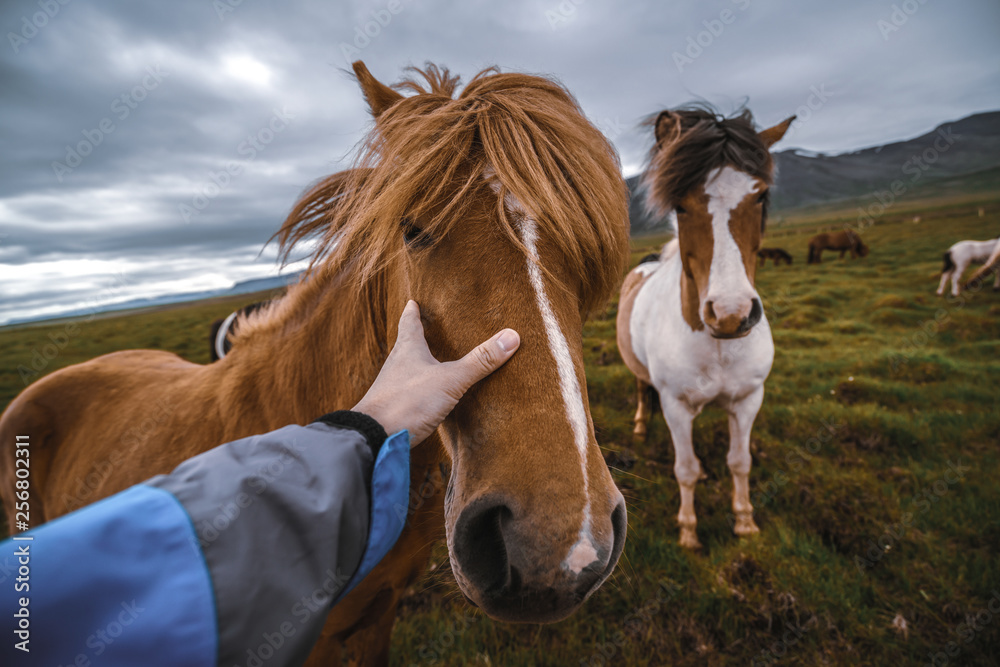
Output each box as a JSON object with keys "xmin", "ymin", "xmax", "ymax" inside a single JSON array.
[
  {"xmin": 645, "ymin": 111, "xmax": 794, "ymax": 338},
  {"xmin": 675, "ymin": 165, "xmax": 767, "ymax": 338}
]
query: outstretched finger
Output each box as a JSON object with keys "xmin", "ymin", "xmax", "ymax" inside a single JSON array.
[
  {"xmin": 394, "ymin": 301, "xmax": 425, "ymax": 344},
  {"xmin": 449, "ymin": 328, "xmax": 520, "ymax": 391}
]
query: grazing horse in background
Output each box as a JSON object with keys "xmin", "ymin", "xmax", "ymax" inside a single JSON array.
[
  {"xmin": 807, "ymin": 230, "xmax": 869, "ymax": 264},
  {"xmin": 938, "ymin": 238, "xmax": 1000, "ymax": 296},
  {"xmin": 209, "ymin": 300, "xmax": 272, "ymax": 361},
  {"xmin": 617, "ymin": 107, "xmax": 793, "ymax": 549},
  {"xmin": 959, "ymin": 236, "xmax": 1000, "ymax": 293},
  {"xmin": 0, "ymin": 61, "xmax": 630, "ymax": 665},
  {"xmin": 757, "ymin": 247, "xmax": 792, "ymax": 266}
]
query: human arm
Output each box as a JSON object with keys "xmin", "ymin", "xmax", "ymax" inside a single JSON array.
[{"xmin": 0, "ymin": 300, "xmax": 520, "ymax": 666}]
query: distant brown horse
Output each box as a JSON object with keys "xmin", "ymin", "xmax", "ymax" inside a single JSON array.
[
  {"xmin": 0, "ymin": 62, "xmax": 629, "ymax": 665},
  {"xmin": 807, "ymin": 230, "xmax": 868, "ymax": 264},
  {"xmin": 757, "ymin": 247, "xmax": 792, "ymax": 266}
]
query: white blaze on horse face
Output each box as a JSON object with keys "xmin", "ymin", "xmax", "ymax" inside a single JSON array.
[
  {"xmin": 519, "ymin": 217, "xmax": 598, "ymax": 574},
  {"xmin": 703, "ymin": 166, "xmax": 760, "ymax": 321}
]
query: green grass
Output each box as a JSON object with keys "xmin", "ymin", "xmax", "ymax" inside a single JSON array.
[{"xmin": 2, "ymin": 200, "xmax": 999, "ymax": 665}]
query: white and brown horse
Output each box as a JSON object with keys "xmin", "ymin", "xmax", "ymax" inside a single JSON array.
[
  {"xmin": 937, "ymin": 237, "xmax": 1000, "ymax": 296},
  {"xmin": 617, "ymin": 108, "xmax": 793, "ymax": 549},
  {"xmin": 0, "ymin": 62, "xmax": 630, "ymax": 665}
]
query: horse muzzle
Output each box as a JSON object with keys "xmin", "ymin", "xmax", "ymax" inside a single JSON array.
[
  {"xmin": 705, "ymin": 297, "xmax": 762, "ymax": 338},
  {"xmin": 449, "ymin": 492, "xmax": 627, "ymax": 623}
]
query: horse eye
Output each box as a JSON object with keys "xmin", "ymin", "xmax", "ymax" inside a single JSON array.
[
  {"xmin": 401, "ymin": 219, "xmax": 432, "ymax": 248},
  {"xmin": 756, "ymin": 191, "xmax": 768, "ymax": 204},
  {"xmin": 675, "ymin": 205, "xmax": 687, "ymax": 215}
]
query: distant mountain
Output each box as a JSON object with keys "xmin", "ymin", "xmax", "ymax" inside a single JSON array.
[
  {"xmin": 626, "ymin": 174, "xmax": 671, "ymax": 236},
  {"xmin": 5, "ymin": 271, "xmax": 302, "ymax": 327},
  {"xmin": 626, "ymin": 110, "xmax": 1000, "ymax": 234}
]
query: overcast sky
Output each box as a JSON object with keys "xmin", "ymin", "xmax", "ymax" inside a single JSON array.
[{"xmin": 1, "ymin": 0, "xmax": 998, "ymax": 324}]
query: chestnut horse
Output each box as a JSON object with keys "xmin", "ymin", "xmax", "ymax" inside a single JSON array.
[
  {"xmin": 617, "ymin": 108, "xmax": 793, "ymax": 548},
  {"xmin": 807, "ymin": 230, "xmax": 869, "ymax": 264},
  {"xmin": 0, "ymin": 62, "xmax": 629, "ymax": 665}
]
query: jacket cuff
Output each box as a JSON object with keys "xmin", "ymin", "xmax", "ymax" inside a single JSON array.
[{"xmin": 314, "ymin": 410, "xmax": 388, "ymax": 459}]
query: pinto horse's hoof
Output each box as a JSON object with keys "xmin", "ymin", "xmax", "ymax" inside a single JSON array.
[
  {"xmin": 679, "ymin": 527, "xmax": 702, "ymax": 550},
  {"xmin": 733, "ymin": 514, "xmax": 760, "ymax": 537}
]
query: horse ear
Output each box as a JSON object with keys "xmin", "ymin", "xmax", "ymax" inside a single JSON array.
[
  {"xmin": 654, "ymin": 110, "xmax": 681, "ymax": 146},
  {"xmin": 759, "ymin": 116, "xmax": 795, "ymax": 148},
  {"xmin": 353, "ymin": 61, "xmax": 403, "ymax": 118}
]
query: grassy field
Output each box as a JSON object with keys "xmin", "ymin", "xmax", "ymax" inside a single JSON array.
[{"xmin": 2, "ymin": 197, "xmax": 999, "ymax": 665}]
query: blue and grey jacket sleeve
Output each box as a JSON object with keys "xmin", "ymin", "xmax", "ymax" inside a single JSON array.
[{"xmin": 0, "ymin": 412, "xmax": 410, "ymax": 667}]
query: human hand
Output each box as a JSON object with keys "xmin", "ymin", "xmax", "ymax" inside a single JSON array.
[{"xmin": 352, "ymin": 300, "xmax": 520, "ymax": 446}]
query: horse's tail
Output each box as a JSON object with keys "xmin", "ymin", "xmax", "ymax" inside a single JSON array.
[
  {"xmin": 0, "ymin": 389, "xmax": 57, "ymax": 535},
  {"xmin": 942, "ymin": 251, "xmax": 955, "ymax": 273},
  {"xmin": 644, "ymin": 382, "xmax": 660, "ymax": 417}
]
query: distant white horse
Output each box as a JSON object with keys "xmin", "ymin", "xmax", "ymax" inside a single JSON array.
[
  {"xmin": 617, "ymin": 107, "xmax": 793, "ymax": 549},
  {"xmin": 936, "ymin": 238, "xmax": 1000, "ymax": 296}
]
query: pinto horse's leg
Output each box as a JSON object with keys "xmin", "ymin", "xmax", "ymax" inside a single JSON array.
[
  {"xmin": 661, "ymin": 395, "xmax": 703, "ymax": 549},
  {"xmin": 952, "ymin": 260, "xmax": 969, "ymax": 297},
  {"xmin": 936, "ymin": 269, "xmax": 952, "ymax": 296},
  {"xmin": 726, "ymin": 387, "xmax": 764, "ymax": 538},
  {"xmin": 633, "ymin": 378, "xmax": 654, "ymax": 440}
]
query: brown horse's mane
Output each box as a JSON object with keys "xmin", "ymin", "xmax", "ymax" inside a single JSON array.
[
  {"xmin": 238, "ymin": 63, "xmax": 628, "ymax": 360},
  {"xmin": 641, "ymin": 106, "xmax": 774, "ymax": 223}
]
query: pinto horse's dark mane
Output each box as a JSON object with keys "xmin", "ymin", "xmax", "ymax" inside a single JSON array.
[{"xmin": 641, "ymin": 106, "xmax": 775, "ymax": 223}]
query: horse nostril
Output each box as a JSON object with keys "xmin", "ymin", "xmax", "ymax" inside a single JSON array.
[
  {"xmin": 747, "ymin": 298, "xmax": 762, "ymax": 326},
  {"xmin": 704, "ymin": 300, "xmax": 716, "ymax": 322},
  {"xmin": 454, "ymin": 500, "xmax": 512, "ymax": 595},
  {"xmin": 736, "ymin": 298, "xmax": 763, "ymax": 334}
]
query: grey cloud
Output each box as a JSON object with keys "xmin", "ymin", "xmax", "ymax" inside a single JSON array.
[{"xmin": 1, "ymin": 0, "xmax": 997, "ymax": 324}]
